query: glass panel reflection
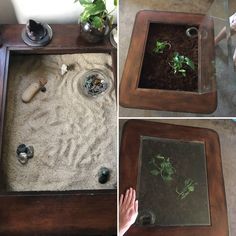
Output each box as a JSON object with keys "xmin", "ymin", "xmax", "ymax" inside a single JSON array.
[{"xmin": 136, "ymin": 136, "xmax": 210, "ymax": 227}]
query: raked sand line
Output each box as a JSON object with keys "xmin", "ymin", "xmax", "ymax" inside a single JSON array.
[{"xmin": 2, "ymin": 53, "xmax": 116, "ymax": 191}]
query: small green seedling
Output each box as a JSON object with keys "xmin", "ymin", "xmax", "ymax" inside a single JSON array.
[
  {"xmin": 149, "ymin": 155, "xmax": 175, "ymax": 182},
  {"xmin": 153, "ymin": 40, "xmax": 171, "ymax": 54},
  {"xmin": 176, "ymin": 178, "xmax": 197, "ymax": 200},
  {"xmin": 170, "ymin": 52, "xmax": 195, "ymax": 77}
]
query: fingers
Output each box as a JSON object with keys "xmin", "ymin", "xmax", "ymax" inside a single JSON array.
[
  {"xmin": 120, "ymin": 187, "xmax": 138, "ymax": 210},
  {"xmin": 126, "ymin": 188, "xmax": 133, "ymax": 206},
  {"xmin": 120, "ymin": 188, "xmax": 130, "ymax": 207},
  {"xmin": 130, "ymin": 188, "xmax": 136, "ymax": 208},
  {"xmin": 122, "ymin": 188, "xmax": 130, "ymax": 206},
  {"xmin": 134, "ymin": 200, "xmax": 138, "ymax": 213},
  {"xmin": 122, "ymin": 188, "xmax": 136, "ymax": 207},
  {"xmin": 132, "ymin": 188, "xmax": 136, "ymax": 205},
  {"xmin": 119, "ymin": 194, "xmax": 124, "ymax": 207},
  {"xmin": 128, "ymin": 188, "xmax": 135, "ymax": 207},
  {"xmin": 127, "ymin": 188, "xmax": 135, "ymax": 207}
]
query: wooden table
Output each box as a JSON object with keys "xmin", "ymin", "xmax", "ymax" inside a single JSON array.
[
  {"xmin": 0, "ymin": 24, "xmax": 117, "ymax": 236},
  {"xmin": 120, "ymin": 120, "xmax": 228, "ymax": 236},
  {"xmin": 120, "ymin": 11, "xmax": 216, "ymax": 114}
]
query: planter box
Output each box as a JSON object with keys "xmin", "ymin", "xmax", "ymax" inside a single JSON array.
[
  {"xmin": 0, "ymin": 24, "xmax": 117, "ymax": 235},
  {"xmin": 120, "ymin": 11, "xmax": 216, "ymax": 113},
  {"xmin": 120, "ymin": 120, "xmax": 228, "ymax": 236}
]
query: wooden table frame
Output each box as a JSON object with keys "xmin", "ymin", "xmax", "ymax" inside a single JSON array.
[
  {"xmin": 119, "ymin": 11, "xmax": 217, "ymax": 114},
  {"xmin": 120, "ymin": 120, "xmax": 228, "ymax": 236},
  {"xmin": 0, "ymin": 24, "xmax": 117, "ymax": 236}
]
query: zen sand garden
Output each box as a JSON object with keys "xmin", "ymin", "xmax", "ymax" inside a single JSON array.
[{"xmin": 0, "ymin": 53, "xmax": 116, "ymax": 191}]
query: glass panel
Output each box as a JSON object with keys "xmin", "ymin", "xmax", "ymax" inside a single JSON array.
[
  {"xmin": 120, "ymin": 0, "xmax": 231, "ymax": 94},
  {"xmin": 136, "ymin": 136, "xmax": 210, "ymax": 227}
]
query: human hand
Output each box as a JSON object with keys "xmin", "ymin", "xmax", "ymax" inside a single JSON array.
[{"xmin": 119, "ymin": 188, "xmax": 138, "ymax": 236}]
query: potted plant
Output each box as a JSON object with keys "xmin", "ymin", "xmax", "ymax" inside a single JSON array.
[{"xmin": 75, "ymin": 0, "xmax": 117, "ymax": 43}]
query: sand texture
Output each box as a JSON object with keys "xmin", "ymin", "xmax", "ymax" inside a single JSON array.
[{"xmin": 1, "ymin": 53, "xmax": 116, "ymax": 191}]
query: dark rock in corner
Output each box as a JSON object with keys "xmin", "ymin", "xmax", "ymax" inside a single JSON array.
[{"xmin": 98, "ymin": 167, "xmax": 110, "ymax": 184}]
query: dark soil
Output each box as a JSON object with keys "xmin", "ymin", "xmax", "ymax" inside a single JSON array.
[{"xmin": 138, "ymin": 23, "xmax": 199, "ymax": 92}]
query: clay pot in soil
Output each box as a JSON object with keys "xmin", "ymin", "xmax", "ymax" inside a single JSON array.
[{"xmin": 80, "ymin": 19, "xmax": 111, "ymax": 43}]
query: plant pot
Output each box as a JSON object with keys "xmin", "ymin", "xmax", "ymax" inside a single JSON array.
[
  {"xmin": 80, "ymin": 19, "xmax": 110, "ymax": 43},
  {"xmin": 120, "ymin": 11, "xmax": 217, "ymax": 114}
]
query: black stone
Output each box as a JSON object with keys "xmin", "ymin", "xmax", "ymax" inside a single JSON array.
[
  {"xmin": 16, "ymin": 144, "xmax": 27, "ymax": 155},
  {"xmin": 140, "ymin": 215, "xmax": 152, "ymax": 225},
  {"xmin": 17, "ymin": 152, "xmax": 28, "ymax": 165},
  {"xmin": 25, "ymin": 146, "xmax": 34, "ymax": 159},
  {"xmin": 67, "ymin": 64, "xmax": 75, "ymax": 71},
  {"xmin": 98, "ymin": 167, "xmax": 110, "ymax": 184},
  {"xmin": 137, "ymin": 210, "xmax": 156, "ymax": 226},
  {"xmin": 41, "ymin": 86, "xmax": 46, "ymax": 92}
]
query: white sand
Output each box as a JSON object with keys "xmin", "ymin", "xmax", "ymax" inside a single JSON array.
[{"xmin": 2, "ymin": 53, "xmax": 116, "ymax": 191}]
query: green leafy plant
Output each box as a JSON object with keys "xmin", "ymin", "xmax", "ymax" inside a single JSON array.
[
  {"xmin": 75, "ymin": 0, "xmax": 117, "ymax": 29},
  {"xmin": 176, "ymin": 178, "xmax": 197, "ymax": 200},
  {"xmin": 153, "ymin": 40, "xmax": 171, "ymax": 54},
  {"xmin": 149, "ymin": 155, "xmax": 175, "ymax": 182},
  {"xmin": 169, "ymin": 52, "xmax": 195, "ymax": 77}
]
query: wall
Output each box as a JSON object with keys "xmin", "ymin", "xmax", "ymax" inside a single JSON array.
[
  {"xmin": 11, "ymin": 0, "xmax": 116, "ymax": 24},
  {"xmin": 0, "ymin": 0, "xmax": 116, "ymax": 24},
  {"xmin": 0, "ymin": 0, "xmax": 17, "ymax": 24}
]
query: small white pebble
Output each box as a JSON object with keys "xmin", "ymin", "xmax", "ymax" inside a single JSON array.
[{"xmin": 61, "ymin": 64, "xmax": 68, "ymax": 76}]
